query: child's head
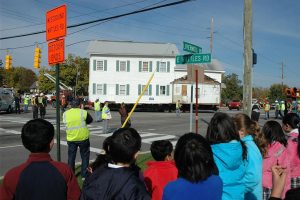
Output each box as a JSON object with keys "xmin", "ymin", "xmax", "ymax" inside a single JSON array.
[
  {"xmin": 150, "ymin": 140, "xmax": 173, "ymax": 161},
  {"xmin": 109, "ymin": 128, "xmax": 141, "ymax": 164},
  {"xmin": 174, "ymin": 133, "xmax": 218, "ymax": 183},
  {"xmin": 21, "ymin": 119, "xmax": 54, "ymax": 153},
  {"xmin": 206, "ymin": 112, "xmax": 240, "ymax": 144},
  {"xmin": 233, "ymin": 113, "xmax": 254, "ymax": 138},
  {"xmin": 282, "ymin": 113, "xmax": 300, "ymax": 133},
  {"xmin": 262, "ymin": 120, "xmax": 287, "ymax": 146}
]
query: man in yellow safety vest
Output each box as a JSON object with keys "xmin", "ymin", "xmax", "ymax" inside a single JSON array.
[
  {"xmin": 94, "ymin": 98, "xmax": 101, "ymax": 122},
  {"xmin": 102, "ymin": 101, "xmax": 111, "ymax": 134},
  {"xmin": 23, "ymin": 95, "xmax": 30, "ymax": 113},
  {"xmin": 63, "ymin": 100, "xmax": 93, "ymax": 178},
  {"xmin": 264, "ymin": 101, "xmax": 270, "ymax": 120}
]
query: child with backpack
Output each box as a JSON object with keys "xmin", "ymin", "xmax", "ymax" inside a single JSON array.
[{"xmin": 144, "ymin": 140, "xmax": 178, "ymax": 200}]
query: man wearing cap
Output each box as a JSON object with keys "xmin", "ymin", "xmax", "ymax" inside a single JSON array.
[
  {"xmin": 63, "ymin": 100, "xmax": 93, "ymax": 179},
  {"xmin": 279, "ymin": 100, "xmax": 285, "ymax": 118},
  {"xmin": 102, "ymin": 101, "xmax": 111, "ymax": 134},
  {"xmin": 264, "ymin": 100, "xmax": 270, "ymax": 120},
  {"xmin": 23, "ymin": 95, "xmax": 30, "ymax": 113},
  {"xmin": 94, "ymin": 98, "xmax": 101, "ymax": 122}
]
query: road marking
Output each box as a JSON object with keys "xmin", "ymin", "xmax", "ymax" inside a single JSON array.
[
  {"xmin": 0, "ymin": 128, "xmax": 20, "ymax": 135},
  {"xmin": 88, "ymin": 127, "xmax": 103, "ymax": 130},
  {"xmin": 142, "ymin": 135, "xmax": 176, "ymax": 143},
  {"xmin": 0, "ymin": 144, "xmax": 23, "ymax": 149},
  {"xmin": 147, "ymin": 129, "xmax": 156, "ymax": 131}
]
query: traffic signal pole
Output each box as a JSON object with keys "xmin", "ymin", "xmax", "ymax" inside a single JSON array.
[{"xmin": 56, "ymin": 64, "xmax": 61, "ymax": 161}]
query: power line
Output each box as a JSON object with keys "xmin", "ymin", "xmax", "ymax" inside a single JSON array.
[{"xmin": 0, "ymin": 0, "xmax": 191, "ymax": 40}]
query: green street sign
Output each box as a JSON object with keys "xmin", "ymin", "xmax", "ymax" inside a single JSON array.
[
  {"xmin": 183, "ymin": 41, "xmax": 202, "ymax": 54},
  {"xmin": 176, "ymin": 53, "xmax": 211, "ymax": 64}
]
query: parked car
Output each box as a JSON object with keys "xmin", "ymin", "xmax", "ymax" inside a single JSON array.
[
  {"xmin": 228, "ymin": 100, "xmax": 241, "ymax": 110},
  {"xmin": 0, "ymin": 88, "xmax": 14, "ymax": 113}
]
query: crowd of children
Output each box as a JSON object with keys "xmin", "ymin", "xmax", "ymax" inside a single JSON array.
[{"xmin": 1, "ymin": 111, "xmax": 300, "ymax": 200}]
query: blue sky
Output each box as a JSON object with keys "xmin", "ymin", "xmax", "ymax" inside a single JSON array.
[{"xmin": 0, "ymin": 0, "xmax": 299, "ymax": 87}]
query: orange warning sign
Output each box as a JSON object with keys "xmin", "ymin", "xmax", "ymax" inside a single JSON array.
[
  {"xmin": 48, "ymin": 38, "xmax": 65, "ymax": 65},
  {"xmin": 46, "ymin": 5, "xmax": 67, "ymax": 41}
]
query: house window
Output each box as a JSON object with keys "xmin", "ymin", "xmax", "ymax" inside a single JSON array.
[
  {"xmin": 160, "ymin": 86, "xmax": 166, "ymax": 95},
  {"xmin": 142, "ymin": 85, "xmax": 149, "ymax": 95},
  {"xmin": 119, "ymin": 85, "xmax": 126, "ymax": 95},
  {"xmin": 120, "ymin": 61, "xmax": 126, "ymax": 72},
  {"xmin": 96, "ymin": 61, "xmax": 104, "ymax": 71},
  {"xmin": 159, "ymin": 62, "xmax": 167, "ymax": 72},
  {"xmin": 142, "ymin": 62, "xmax": 149, "ymax": 72},
  {"xmin": 97, "ymin": 84, "xmax": 103, "ymax": 95}
]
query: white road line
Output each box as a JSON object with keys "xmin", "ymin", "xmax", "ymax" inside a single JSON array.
[
  {"xmin": 0, "ymin": 144, "xmax": 23, "ymax": 149},
  {"xmin": 88, "ymin": 127, "xmax": 103, "ymax": 130},
  {"xmin": 147, "ymin": 129, "xmax": 156, "ymax": 131},
  {"xmin": 139, "ymin": 133, "xmax": 160, "ymax": 138},
  {"xmin": 171, "ymin": 140, "xmax": 177, "ymax": 146},
  {"xmin": 142, "ymin": 135, "xmax": 176, "ymax": 143},
  {"xmin": 0, "ymin": 128, "xmax": 20, "ymax": 135}
]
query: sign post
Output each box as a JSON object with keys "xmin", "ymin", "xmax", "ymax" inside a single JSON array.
[{"xmin": 46, "ymin": 4, "xmax": 67, "ymax": 162}]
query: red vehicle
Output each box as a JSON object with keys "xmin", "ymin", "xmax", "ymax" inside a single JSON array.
[{"xmin": 228, "ymin": 100, "xmax": 241, "ymax": 110}]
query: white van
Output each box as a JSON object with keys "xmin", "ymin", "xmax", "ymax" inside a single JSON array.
[{"xmin": 0, "ymin": 88, "xmax": 14, "ymax": 113}]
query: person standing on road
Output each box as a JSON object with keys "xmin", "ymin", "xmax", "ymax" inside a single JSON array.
[
  {"xmin": 23, "ymin": 95, "xmax": 30, "ymax": 113},
  {"xmin": 251, "ymin": 101, "xmax": 260, "ymax": 122},
  {"xmin": 94, "ymin": 98, "xmax": 101, "ymax": 122},
  {"xmin": 14, "ymin": 94, "xmax": 21, "ymax": 114},
  {"xmin": 63, "ymin": 100, "xmax": 93, "ymax": 179},
  {"xmin": 31, "ymin": 94, "xmax": 39, "ymax": 119},
  {"xmin": 119, "ymin": 102, "xmax": 131, "ymax": 128},
  {"xmin": 175, "ymin": 100, "xmax": 182, "ymax": 117},
  {"xmin": 102, "ymin": 101, "xmax": 111, "ymax": 134},
  {"xmin": 275, "ymin": 100, "xmax": 280, "ymax": 119},
  {"xmin": 279, "ymin": 101, "xmax": 285, "ymax": 119},
  {"xmin": 38, "ymin": 93, "xmax": 46, "ymax": 119},
  {"xmin": 61, "ymin": 94, "xmax": 67, "ymax": 114},
  {"xmin": 264, "ymin": 101, "xmax": 270, "ymax": 120}
]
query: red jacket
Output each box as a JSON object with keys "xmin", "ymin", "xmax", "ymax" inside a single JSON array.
[{"xmin": 144, "ymin": 160, "xmax": 178, "ymax": 200}]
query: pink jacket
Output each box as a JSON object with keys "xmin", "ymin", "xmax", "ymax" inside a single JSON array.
[
  {"xmin": 263, "ymin": 142, "xmax": 291, "ymax": 199},
  {"xmin": 287, "ymin": 129, "xmax": 300, "ymax": 178}
]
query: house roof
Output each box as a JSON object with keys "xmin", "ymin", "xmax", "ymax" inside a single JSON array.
[
  {"xmin": 171, "ymin": 74, "xmax": 220, "ymax": 84},
  {"xmin": 87, "ymin": 40, "xmax": 179, "ymax": 57},
  {"xmin": 175, "ymin": 59, "xmax": 225, "ymax": 72}
]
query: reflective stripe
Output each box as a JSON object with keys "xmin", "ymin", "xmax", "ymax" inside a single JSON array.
[{"xmin": 65, "ymin": 110, "xmax": 86, "ymax": 131}]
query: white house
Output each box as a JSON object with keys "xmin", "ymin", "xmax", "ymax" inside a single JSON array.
[
  {"xmin": 87, "ymin": 40, "xmax": 179, "ymax": 104},
  {"xmin": 87, "ymin": 40, "xmax": 225, "ymax": 110}
]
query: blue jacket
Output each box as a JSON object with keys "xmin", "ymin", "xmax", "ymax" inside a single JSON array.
[
  {"xmin": 162, "ymin": 175, "xmax": 223, "ymax": 200},
  {"xmin": 211, "ymin": 140, "xmax": 246, "ymax": 200},
  {"xmin": 242, "ymin": 135, "xmax": 263, "ymax": 200}
]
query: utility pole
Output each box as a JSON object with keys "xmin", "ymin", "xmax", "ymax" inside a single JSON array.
[
  {"xmin": 243, "ymin": 0, "xmax": 253, "ymax": 117},
  {"xmin": 210, "ymin": 17, "xmax": 214, "ymax": 54}
]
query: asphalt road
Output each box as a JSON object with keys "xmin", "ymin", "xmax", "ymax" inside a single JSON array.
[{"xmin": 0, "ymin": 107, "xmax": 281, "ymax": 177}]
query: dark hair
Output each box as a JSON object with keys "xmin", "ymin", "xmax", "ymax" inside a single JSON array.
[
  {"xmin": 282, "ymin": 113, "xmax": 300, "ymax": 129},
  {"xmin": 233, "ymin": 113, "xmax": 268, "ymax": 157},
  {"xmin": 21, "ymin": 119, "xmax": 54, "ymax": 153},
  {"xmin": 109, "ymin": 128, "xmax": 141, "ymax": 164},
  {"xmin": 262, "ymin": 121, "xmax": 287, "ymax": 147},
  {"xmin": 150, "ymin": 140, "xmax": 173, "ymax": 161},
  {"xmin": 175, "ymin": 133, "xmax": 218, "ymax": 183},
  {"xmin": 90, "ymin": 136, "xmax": 112, "ymax": 171},
  {"xmin": 206, "ymin": 112, "xmax": 247, "ymax": 160}
]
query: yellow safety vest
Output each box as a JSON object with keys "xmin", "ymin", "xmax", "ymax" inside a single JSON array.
[
  {"xmin": 102, "ymin": 106, "xmax": 109, "ymax": 119},
  {"xmin": 24, "ymin": 97, "xmax": 29, "ymax": 105},
  {"xmin": 264, "ymin": 104, "xmax": 270, "ymax": 111},
  {"xmin": 280, "ymin": 104, "xmax": 285, "ymax": 111},
  {"xmin": 94, "ymin": 101, "xmax": 100, "ymax": 111},
  {"xmin": 63, "ymin": 108, "xmax": 89, "ymax": 142},
  {"xmin": 176, "ymin": 102, "xmax": 181, "ymax": 109}
]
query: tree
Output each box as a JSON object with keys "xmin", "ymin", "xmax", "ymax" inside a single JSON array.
[
  {"xmin": 268, "ymin": 83, "xmax": 288, "ymax": 102},
  {"xmin": 253, "ymin": 87, "xmax": 269, "ymax": 99},
  {"xmin": 221, "ymin": 73, "xmax": 243, "ymax": 103},
  {"xmin": 38, "ymin": 68, "xmax": 56, "ymax": 93},
  {"xmin": 2, "ymin": 66, "xmax": 37, "ymax": 92}
]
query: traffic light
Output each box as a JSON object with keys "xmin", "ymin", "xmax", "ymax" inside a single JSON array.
[
  {"xmin": 5, "ymin": 54, "xmax": 12, "ymax": 70},
  {"xmin": 34, "ymin": 47, "xmax": 41, "ymax": 69}
]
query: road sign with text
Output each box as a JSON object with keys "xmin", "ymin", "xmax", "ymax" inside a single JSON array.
[
  {"xmin": 183, "ymin": 41, "xmax": 202, "ymax": 54},
  {"xmin": 48, "ymin": 38, "xmax": 65, "ymax": 65},
  {"xmin": 176, "ymin": 53, "xmax": 211, "ymax": 64},
  {"xmin": 46, "ymin": 5, "xmax": 67, "ymax": 41}
]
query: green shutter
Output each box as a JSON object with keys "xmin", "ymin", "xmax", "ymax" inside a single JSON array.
[
  {"xmin": 104, "ymin": 84, "xmax": 107, "ymax": 95},
  {"xmin": 139, "ymin": 61, "xmax": 142, "ymax": 72},
  {"xmin": 156, "ymin": 84, "xmax": 159, "ymax": 96},
  {"xmin": 156, "ymin": 61, "xmax": 160, "ymax": 72},
  {"xmin": 126, "ymin": 84, "xmax": 130, "ymax": 95},
  {"xmin": 127, "ymin": 61, "xmax": 130, "ymax": 72},
  {"xmin": 138, "ymin": 84, "xmax": 141, "ymax": 95},
  {"xmin": 116, "ymin": 84, "xmax": 119, "ymax": 95},
  {"xmin": 104, "ymin": 60, "xmax": 107, "ymax": 71},
  {"xmin": 149, "ymin": 84, "xmax": 152, "ymax": 96},
  {"xmin": 116, "ymin": 60, "xmax": 119, "ymax": 72},
  {"xmin": 167, "ymin": 61, "xmax": 170, "ymax": 72},
  {"xmin": 167, "ymin": 85, "xmax": 170, "ymax": 96},
  {"xmin": 149, "ymin": 61, "xmax": 152, "ymax": 72},
  {"xmin": 93, "ymin": 83, "xmax": 96, "ymax": 94},
  {"xmin": 93, "ymin": 60, "xmax": 96, "ymax": 71}
]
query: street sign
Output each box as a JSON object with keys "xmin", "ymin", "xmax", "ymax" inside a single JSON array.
[
  {"xmin": 183, "ymin": 41, "xmax": 202, "ymax": 53},
  {"xmin": 46, "ymin": 5, "xmax": 67, "ymax": 41},
  {"xmin": 176, "ymin": 53, "xmax": 211, "ymax": 64},
  {"xmin": 48, "ymin": 38, "xmax": 65, "ymax": 65}
]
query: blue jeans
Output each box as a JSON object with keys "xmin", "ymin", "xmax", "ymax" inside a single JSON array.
[
  {"xmin": 67, "ymin": 139, "xmax": 90, "ymax": 178},
  {"xmin": 24, "ymin": 104, "xmax": 28, "ymax": 112},
  {"xmin": 176, "ymin": 108, "xmax": 181, "ymax": 117},
  {"xmin": 265, "ymin": 111, "xmax": 269, "ymax": 119},
  {"xmin": 103, "ymin": 119, "xmax": 109, "ymax": 134},
  {"xmin": 95, "ymin": 110, "xmax": 101, "ymax": 121}
]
